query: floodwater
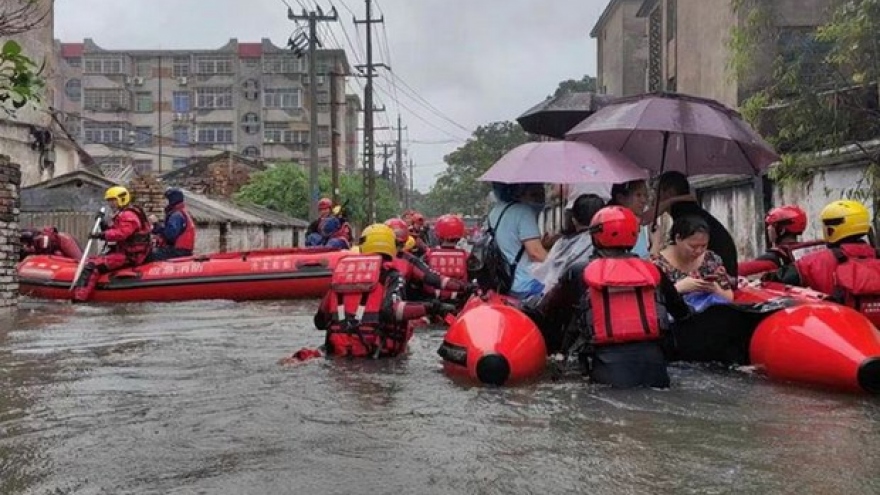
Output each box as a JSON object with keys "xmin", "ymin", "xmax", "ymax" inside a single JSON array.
[{"xmin": 2, "ymin": 299, "xmax": 880, "ymax": 495}]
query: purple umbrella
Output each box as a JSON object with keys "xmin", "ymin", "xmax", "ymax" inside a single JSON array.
[
  {"xmin": 565, "ymin": 92, "xmax": 780, "ymax": 176},
  {"xmin": 479, "ymin": 140, "xmax": 649, "ymax": 184}
]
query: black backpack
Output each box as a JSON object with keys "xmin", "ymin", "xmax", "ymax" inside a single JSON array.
[{"xmin": 468, "ymin": 202, "xmax": 526, "ymax": 295}]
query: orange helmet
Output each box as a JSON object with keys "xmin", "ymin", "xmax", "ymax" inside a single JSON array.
[
  {"xmin": 434, "ymin": 215, "xmax": 465, "ymax": 242},
  {"xmin": 765, "ymin": 205, "xmax": 807, "ymax": 235},
  {"xmin": 384, "ymin": 218, "xmax": 409, "ymax": 244},
  {"xmin": 589, "ymin": 206, "xmax": 640, "ymax": 249}
]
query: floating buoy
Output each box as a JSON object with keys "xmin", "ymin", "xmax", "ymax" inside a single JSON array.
[{"xmin": 438, "ymin": 301, "xmax": 546, "ymax": 386}]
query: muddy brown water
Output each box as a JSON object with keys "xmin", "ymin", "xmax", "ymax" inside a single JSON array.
[{"xmin": 1, "ymin": 298, "xmax": 879, "ymax": 494}]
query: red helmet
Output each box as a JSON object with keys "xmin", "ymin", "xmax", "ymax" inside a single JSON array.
[
  {"xmin": 412, "ymin": 213, "xmax": 425, "ymax": 225},
  {"xmin": 384, "ymin": 218, "xmax": 409, "ymax": 244},
  {"xmin": 317, "ymin": 198, "xmax": 332, "ymax": 210},
  {"xmin": 589, "ymin": 206, "xmax": 640, "ymax": 249},
  {"xmin": 434, "ymin": 215, "xmax": 465, "ymax": 241},
  {"xmin": 765, "ymin": 205, "xmax": 807, "ymax": 235}
]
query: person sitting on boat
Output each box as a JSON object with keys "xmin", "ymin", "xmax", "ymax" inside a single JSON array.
[
  {"xmin": 72, "ymin": 186, "xmax": 153, "ymax": 303},
  {"xmin": 385, "ymin": 217, "xmax": 472, "ymax": 298},
  {"xmin": 540, "ymin": 206, "xmax": 691, "ymax": 388},
  {"xmin": 606, "ymin": 179, "xmax": 651, "ymax": 257},
  {"xmin": 739, "ymin": 205, "xmax": 822, "ymax": 277},
  {"xmin": 651, "ymin": 171, "xmax": 739, "ymax": 278},
  {"xmin": 532, "ymin": 193, "xmax": 606, "ymax": 296},
  {"xmin": 20, "ymin": 227, "xmax": 83, "ymax": 261},
  {"xmin": 306, "ymin": 197, "xmax": 334, "ymax": 237},
  {"xmin": 332, "ymin": 202, "xmax": 354, "ymax": 243},
  {"xmin": 774, "ymin": 201, "xmax": 880, "ymax": 318},
  {"xmin": 314, "ymin": 223, "xmax": 457, "ymax": 358},
  {"xmin": 421, "ymin": 214, "xmax": 471, "ymax": 302},
  {"xmin": 410, "ymin": 212, "xmax": 435, "ymax": 246},
  {"xmin": 651, "ymin": 215, "xmax": 734, "ymax": 312},
  {"xmin": 147, "ymin": 188, "xmax": 196, "ymax": 261},
  {"xmin": 321, "ymin": 216, "xmax": 351, "ymax": 250}
]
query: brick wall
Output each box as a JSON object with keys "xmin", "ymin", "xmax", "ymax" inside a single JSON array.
[
  {"xmin": 164, "ymin": 158, "xmax": 258, "ymax": 199},
  {"xmin": 0, "ymin": 155, "xmax": 21, "ymax": 311},
  {"xmin": 128, "ymin": 174, "xmax": 166, "ymax": 218}
]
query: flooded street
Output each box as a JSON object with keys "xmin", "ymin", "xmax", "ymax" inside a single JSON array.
[{"xmin": 1, "ymin": 299, "xmax": 879, "ymax": 494}]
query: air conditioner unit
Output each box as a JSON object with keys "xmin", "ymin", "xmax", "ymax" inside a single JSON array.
[
  {"xmin": 124, "ymin": 76, "xmax": 133, "ymax": 85},
  {"xmin": 133, "ymin": 77, "xmax": 144, "ymax": 86},
  {"xmin": 178, "ymin": 76, "xmax": 188, "ymax": 85}
]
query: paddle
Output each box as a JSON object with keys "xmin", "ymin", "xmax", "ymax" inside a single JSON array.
[{"xmin": 70, "ymin": 207, "xmax": 106, "ymax": 291}]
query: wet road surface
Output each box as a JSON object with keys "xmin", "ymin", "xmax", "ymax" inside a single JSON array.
[{"xmin": 2, "ymin": 298, "xmax": 880, "ymax": 494}]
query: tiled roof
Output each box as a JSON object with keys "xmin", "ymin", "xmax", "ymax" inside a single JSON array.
[
  {"xmin": 61, "ymin": 43, "xmax": 84, "ymax": 58},
  {"xmin": 238, "ymin": 43, "xmax": 262, "ymax": 58}
]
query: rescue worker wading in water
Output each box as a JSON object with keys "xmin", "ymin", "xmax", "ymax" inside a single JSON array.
[
  {"xmin": 72, "ymin": 186, "xmax": 153, "ymax": 302},
  {"xmin": 738, "ymin": 205, "xmax": 822, "ymax": 277},
  {"xmin": 775, "ymin": 200, "xmax": 880, "ymax": 326},
  {"xmin": 421, "ymin": 214, "xmax": 471, "ymax": 304},
  {"xmin": 313, "ymin": 224, "xmax": 457, "ymax": 358},
  {"xmin": 542, "ymin": 206, "xmax": 690, "ymax": 388},
  {"xmin": 385, "ymin": 217, "xmax": 471, "ymax": 298}
]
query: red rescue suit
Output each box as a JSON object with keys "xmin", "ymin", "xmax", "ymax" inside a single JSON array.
[
  {"xmin": 739, "ymin": 240, "xmax": 825, "ymax": 277},
  {"xmin": 393, "ymin": 251, "xmax": 468, "ymax": 297},
  {"xmin": 315, "ymin": 254, "xmax": 433, "ymax": 358},
  {"xmin": 583, "ymin": 257, "xmax": 663, "ymax": 345},
  {"xmin": 73, "ymin": 206, "xmax": 153, "ymax": 302},
  {"xmin": 422, "ymin": 247, "xmax": 469, "ymax": 300},
  {"xmin": 26, "ymin": 227, "xmax": 83, "ymax": 260}
]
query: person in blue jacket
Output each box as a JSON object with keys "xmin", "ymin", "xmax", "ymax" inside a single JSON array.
[{"xmin": 148, "ymin": 188, "xmax": 196, "ymax": 261}]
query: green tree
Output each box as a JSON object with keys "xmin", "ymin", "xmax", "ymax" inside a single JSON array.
[
  {"xmin": 235, "ymin": 163, "xmax": 398, "ymax": 228},
  {"xmin": 424, "ymin": 121, "xmax": 531, "ymax": 216},
  {"xmin": 0, "ymin": 1, "xmax": 47, "ymax": 115},
  {"xmin": 550, "ymin": 74, "xmax": 597, "ymax": 98}
]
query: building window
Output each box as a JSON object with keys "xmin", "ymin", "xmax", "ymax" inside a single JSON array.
[
  {"xmin": 66, "ymin": 57, "xmax": 82, "ymax": 67},
  {"xmin": 133, "ymin": 159, "xmax": 154, "ymax": 174},
  {"xmin": 263, "ymin": 88, "xmax": 301, "ymax": 109},
  {"xmin": 84, "ymin": 56, "xmax": 123, "ymax": 74},
  {"xmin": 133, "ymin": 126, "xmax": 153, "ymax": 147},
  {"xmin": 197, "ymin": 123, "xmax": 233, "ymax": 144},
  {"xmin": 172, "ymin": 158, "xmax": 190, "ymax": 170},
  {"xmin": 195, "ymin": 87, "xmax": 233, "ymax": 109},
  {"xmin": 173, "ymin": 126, "xmax": 189, "ymax": 147},
  {"xmin": 173, "ymin": 56, "xmax": 191, "ymax": 78},
  {"xmin": 262, "ymin": 54, "xmax": 302, "ymax": 74},
  {"xmin": 648, "ymin": 7, "xmax": 662, "ymax": 92},
  {"xmin": 65, "ymin": 79, "xmax": 82, "ymax": 101},
  {"xmin": 241, "ymin": 112, "xmax": 260, "ymax": 134},
  {"xmin": 778, "ymin": 28, "xmax": 834, "ymax": 89},
  {"xmin": 84, "ymin": 122, "xmax": 126, "ymax": 144},
  {"xmin": 134, "ymin": 92, "xmax": 153, "ymax": 113},
  {"xmin": 264, "ymin": 122, "xmax": 308, "ymax": 144},
  {"xmin": 242, "ymin": 146, "xmax": 261, "ymax": 158},
  {"xmin": 83, "ymin": 89, "xmax": 129, "ymax": 112},
  {"xmin": 172, "ymin": 91, "xmax": 191, "ymax": 112},
  {"xmin": 316, "ymin": 90, "xmax": 330, "ymax": 112},
  {"xmin": 666, "ymin": 0, "xmax": 677, "ymax": 42},
  {"xmin": 318, "ymin": 126, "xmax": 330, "ymax": 147},
  {"xmin": 134, "ymin": 58, "xmax": 152, "ymax": 77},
  {"xmin": 99, "ymin": 161, "xmax": 127, "ymax": 177},
  {"xmin": 243, "ymin": 79, "xmax": 259, "ymax": 100},
  {"xmin": 194, "ymin": 55, "xmax": 233, "ymax": 74}
]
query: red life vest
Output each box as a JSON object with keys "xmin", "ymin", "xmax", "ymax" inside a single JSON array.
[
  {"xmin": 168, "ymin": 203, "xmax": 196, "ymax": 250},
  {"xmin": 422, "ymin": 247, "xmax": 468, "ymax": 300},
  {"xmin": 796, "ymin": 243, "xmax": 877, "ymax": 295},
  {"xmin": 583, "ymin": 257, "xmax": 663, "ymax": 345},
  {"xmin": 800, "ymin": 245, "xmax": 880, "ymax": 327},
  {"xmin": 325, "ymin": 254, "xmax": 411, "ymax": 358},
  {"xmin": 391, "ymin": 256, "xmax": 413, "ymax": 281},
  {"xmin": 114, "ymin": 206, "xmax": 153, "ymax": 262},
  {"xmin": 771, "ymin": 240, "xmax": 825, "ymax": 264}
]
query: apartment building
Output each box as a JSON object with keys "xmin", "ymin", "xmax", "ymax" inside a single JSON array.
[
  {"xmin": 53, "ymin": 38, "xmax": 358, "ymax": 176},
  {"xmin": 592, "ymin": 0, "xmax": 839, "ymax": 108}
]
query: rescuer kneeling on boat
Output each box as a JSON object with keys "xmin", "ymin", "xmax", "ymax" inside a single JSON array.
[
  {"xmin": 21, "ymin": 226, "xmax": 83, "ymax": 261},
  {"xmin": 385, "ymin": 217, "xmax": 471, "ymax": 296},
  {"xmin": 775, "ymin": 200, "xmax": 880, "ymax": 325},
  {"xmin": 147, "ymin": 188, "xmax": 196, "ymax": 261},
  {"xmin": 314, "ymin": 224, "xmax": 457, "ymax": 358},
  {"xmin": 73, "ymin": 186, "xmax": 153, "ymax": 302},
  {"xmin": 421, "ymin": 214, "xmax": 470, "ymax": 303},
  {"xmin": 739, "ymin": 205, "xmax": 822, "ymax": 277},
  {"xmin": 548, "ymin": 206, "xmax": 691, "ymax": 388}
]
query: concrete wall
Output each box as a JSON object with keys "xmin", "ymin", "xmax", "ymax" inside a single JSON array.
[
  {"xmin": 595, "ymin": 0, "xmax": 647, "ymax": 97},
  {"xmin": 0, "ymin": 156, "xmax": 21, "ymax": 311},
  {"xmin": 675, "ymin": 0, "xmax": 740, "ymax": 108}
]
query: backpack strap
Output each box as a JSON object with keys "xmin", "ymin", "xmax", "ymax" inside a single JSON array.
[{"xmin": 831, "ymin": 248, "xmax": 848, "ymax": 264}]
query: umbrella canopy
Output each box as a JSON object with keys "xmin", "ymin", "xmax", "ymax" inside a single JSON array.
[
  {"xmin": 479, "ymin": 141, "xmax": 649, "ymax": 185},
  {"xmin": 517, "ymin": 92, "xmax": 616, "ymax": 139},
  {"xmin": 565, "ymin": 92, "xmax": 780, "ymax": 176}
]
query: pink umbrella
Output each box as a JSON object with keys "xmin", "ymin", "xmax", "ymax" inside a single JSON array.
[
  {"xmin": 565, "ymin": 92, "xmax": 780, "ymax": 176},
  {"xmin": 478, "ymin": 140, "xmax": 649, "ymax": 184}
]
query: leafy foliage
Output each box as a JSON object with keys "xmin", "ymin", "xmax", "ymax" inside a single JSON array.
[
  {"xmin": 550, "ymin": 75, "xmax": 597, "ymax": 98},
  {"xmin": 0, "ymin": 1, "xmax": 47, "ymax": 116},
  {"xmin": 421, "ymin": 122, "xmax": 531, "ymax": 216},
  {"xmin": 235, "ymin": 164, "xmax": 399, "ymax": 228}
]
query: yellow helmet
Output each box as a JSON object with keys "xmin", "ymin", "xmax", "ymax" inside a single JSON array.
[
  {"xmin": 403, "ymin": 235, "xmax": 416, "ymax": 252},
  {"xmin": 358, "ymin": 223, "xmax": 397, "ymax": 259},
  {"xmin": 820, "ymin": 200, "xmax": 871, "ymax": 243},
  {"xmin": 104, "ymin": 185, "xmax": 131, "ymax": 207}
]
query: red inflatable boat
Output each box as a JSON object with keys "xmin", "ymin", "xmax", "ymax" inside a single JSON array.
[
  {"xmin": 440, "ymin": 284, "xmax": 880, "ymax": 394},
  {"xmin": 19, "ymin": 248, "xmax": 352, "ymax": 303}
]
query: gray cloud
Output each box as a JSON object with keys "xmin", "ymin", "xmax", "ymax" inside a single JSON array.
[{"xmin": 55, "ymin": 0, "xmax": 608, "ymax": 191}]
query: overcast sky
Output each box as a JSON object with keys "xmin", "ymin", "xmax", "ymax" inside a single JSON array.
[{"xmin": 55, "ymin": 0, "xmax": 607, "ymax": 192}]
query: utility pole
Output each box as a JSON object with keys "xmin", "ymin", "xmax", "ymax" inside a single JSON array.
[
  {"xmin": 378, "ymin": 143, "xmax": 394, "ymax": 180},
  {"xmin": 393, "ymin": 114, "xmax": 407, "ymax": 207},
  {"xmin": 408, "ymin": 157, "xmax": 414, "ymax": 209},
  {"xmin": 354, "ymin": 0, "xmax": 387, "ymax": 224},
  {"xmin": 289, "ymin": 4, "xmax": 338, "ymax": 221},
  {"xmin": 329, "ymin": 69, "xmax": 344, "ymax": 204}
]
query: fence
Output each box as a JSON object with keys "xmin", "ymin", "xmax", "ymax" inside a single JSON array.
[{"xmin": 20, "ymin": 211, "xmax": 98, "ymax": 256}]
